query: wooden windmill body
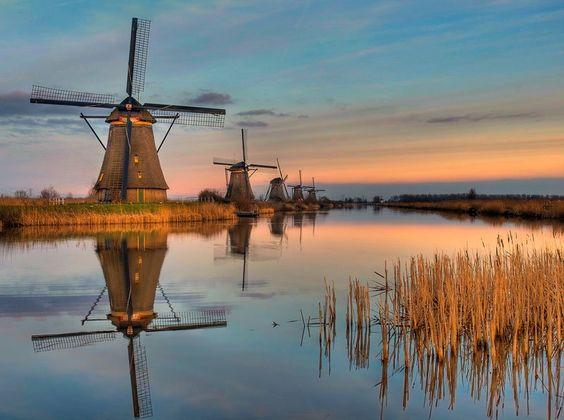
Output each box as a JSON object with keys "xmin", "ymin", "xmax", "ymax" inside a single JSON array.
[
  {"xmin": 288, "ymin": 170, "xmax": 312, "ymax": 202},
  {"xmin": 214, "ymin": 129, "xmax": 276, "ymax": 202},
  {"xmin": 305, "ymin": 177, "xmax": 326, "ymax": 203},
  {"xmin": 31, "ymin": 230, "xmax": 227, "ymax": 418},
  {"xmin": 30, "ymin": 18, "xmax": 226, "ymax": 203},
  {"xmin": 266, "ymin": 159, "xmax": 289, "ymax": 202}
]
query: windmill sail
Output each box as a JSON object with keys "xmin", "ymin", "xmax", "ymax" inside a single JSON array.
[
  {"xmin": 145, "ymin": 103, "xmax": 226, "ymax": 127},
  {"xmin": 147, "ymin": 309, "xmax": 227, "ymax": 332},
  {"xmin": 30, "ymin": 85, "xmax": 118, "ymax": 108},
  {"xmin": 31, "ymin": 330, "xmax": 117, "ymax": 352},
  {"xmin": 127, "ymin": 18, "xmax": 151, "ymax": 99},
  {"xmin": 129, "ymin": 336, "xmax": 153, "ymax": 418}
]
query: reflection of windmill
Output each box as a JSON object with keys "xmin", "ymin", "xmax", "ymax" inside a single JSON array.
[
  {"xmin": 31, "ymin": 232, "xmax": 227, "ymax": 418},
  {"xmin": 227, "ymin": 220, "xmax": 253, "ymax": 290},
  {"xmin": 288, "ymin": 170, "xmax": 312, "ymax": 202},
  {"xmin": 213, "ymin": 129, "xmax": 277, "ymax": 202},
  {"xmin": 266, "ymin": 158, "xmax": 289, "ymax": 202},
  {"xmin": 30, "ymin": 17, "xmax": 225, "ymax": 203},
  {"xmin": 292, "ymin": 213, "xmax": 304, "ymax": 250},
  {"xmin": 269, "ymin": 213, "xmax": 287, "ymax": 237},
  {"xmin": 305, "ymin": 177, "xmax": 326, "ymax": 203}
]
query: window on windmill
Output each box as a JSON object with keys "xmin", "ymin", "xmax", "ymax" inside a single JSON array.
[
  {"xmin": 98, "ymin": 173, "xmax": 104, "ymax": 182},
  {"xmin": 133, "ymin": 155, "xmax": 139, "ymax": 164},
  {"xmin": 134, "ymin": 272, "xmax": 140, "ymax": 283},
  {"xmin": 137, "ymin": 171, "xmax": 143, "ymax": 179}
]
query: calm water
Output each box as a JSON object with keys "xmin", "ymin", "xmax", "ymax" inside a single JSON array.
[{"xmin": 0, "ymin": 208, "xmax": 561, "ymax": 419}]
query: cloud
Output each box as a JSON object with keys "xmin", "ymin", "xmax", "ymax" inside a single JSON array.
[
  {"xmin": 235, "ymin": 109, "xmax": 290, "ymax": 117},
  {"xmin": 0, "ymin": 91, "xmax": 73, "ymax": 117},
  {"xmin": 188, "ymin": 91, "xmax": 233, "ymax": 106},
  {"xmin": 426, "ymin": 112, "xmax": 539, "ymax": 124},
  {"xmin": 237, "ymin": 120, "xmax": 269, "ymax": 128}
]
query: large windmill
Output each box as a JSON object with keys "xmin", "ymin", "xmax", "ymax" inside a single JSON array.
[
  {"xmin": 213, "ymin": 129, "xmax": 276, "ymax": 202},
  {"xmin": 31, "ymin": 232, "xmax": 227, "ymax": 418},
  {"xmin": 266, "ymin": 158, "xmax": 289, "ymax": 202},
  {"xmin": 305, "ymin": 177, "xmax": 326, "ymax": 203},
  {"xmin": 288, "ymin": 170, "xmax": 312, "ymax": 202},
  {"xmin": 30, "ymin": 17, "xmax": 226, "ymax": 203}
]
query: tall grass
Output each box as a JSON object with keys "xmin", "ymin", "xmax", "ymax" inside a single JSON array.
[
  {"xmin": 375, "ymin": 235, "xmax": 563, "ymax": 417},
  {"xmin": 0, "ymin": 202, "xmax": 237, "ymax": 228},
  {"xmin": 385, "ymin": 198, "xmax": 564, "ymax": 219}
]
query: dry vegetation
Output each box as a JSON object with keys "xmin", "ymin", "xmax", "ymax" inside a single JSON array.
[
  {"xmin": 0, "ymin": 200, "xmax": 237, "ymax": 228},
  {"xmin": 385, "ymin": 198, "xmax": 564, "ymax": 219},
  {"xmin": 374, "ymin": 235, "xmax": 563, "ymax": 417}
]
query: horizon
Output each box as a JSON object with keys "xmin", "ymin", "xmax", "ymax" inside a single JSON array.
[{"xmin": 1, "ymin": 1, "xmax": 563, "ymax": 197}]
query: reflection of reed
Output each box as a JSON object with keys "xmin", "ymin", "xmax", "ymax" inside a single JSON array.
[
  {"xmin": 346, "ymin": 278, "xmax": 371, "ymax": 369},
  {"xmin": 0, "ymin": 221, "xmax": 237, "ymax": 253},
  {"xmin": 318, "ymin": 280, "xmax": 336, "ymax": 377},
  {"xmin": 375, "ymin": 236, "xmax": 563, "ymax": 417}
]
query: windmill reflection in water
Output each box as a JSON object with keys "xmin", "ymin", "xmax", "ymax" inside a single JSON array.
[{"xmin": 30, "ymin": 231, "xmax": 227, "ymax": 418}]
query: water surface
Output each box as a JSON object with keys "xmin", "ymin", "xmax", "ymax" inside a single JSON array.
[{"xmin": 0, "ymin": 208, "xmax": 561, "ymax": 419}]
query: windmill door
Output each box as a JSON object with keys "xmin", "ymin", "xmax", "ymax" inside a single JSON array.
[{"xmin": 137, "ymin": 189, "xmax": 145, "ymax": 203}]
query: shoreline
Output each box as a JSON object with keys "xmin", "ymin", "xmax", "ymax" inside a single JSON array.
[
  {"xmin": 0, "ymin": 200, "xmax": 326, "ymax": 229},
  {"xmin": 382, "ymin": 198, "xmax": 564, "ymax": 220}
]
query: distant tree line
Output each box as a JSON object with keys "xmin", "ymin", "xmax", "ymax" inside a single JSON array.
[{"xmin": 388, "ymin": 190, "xmax": 563, "ymax": 202}]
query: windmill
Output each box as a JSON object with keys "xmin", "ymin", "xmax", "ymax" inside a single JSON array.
[
  {"xmin": 30, "ymin": 17, "xmax": 226, "ymax": 203},
  {"xmin": 305, "ymin": 177, "xmax": 326, "ymax": 203},
  {"xmin": 266, "ymin": 158, "xmax": 289, "ymax": 202},
  {"xmin": 213, "ymin": 129, "xmax": 277, "ymax": 202},
  {"xmin": 30, "ymin": 232, "xmax": 227, "ymax": 418},
  {"xmin": 288, "ymin": 170, "xmax": 312, "ymax": 202}
]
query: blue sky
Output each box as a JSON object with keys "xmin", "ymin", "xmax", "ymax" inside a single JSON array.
[{"xmin": 1, "ymin": 0, "xmax": 563, "ymax": 197}]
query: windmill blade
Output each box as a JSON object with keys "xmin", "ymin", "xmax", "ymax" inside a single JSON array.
[
  {"xmin": 146, "ymin": 309, "xmax": 227, "ymax": 332},
  {"xmin": 248, "ymin": 163, "xmax": 278, "ymax": 169},
  {"xmin": 144, "ymin": 103, "xmax": 225, "ymax": 127},
  {"xmin": 213, "ymin": 157, "xmax": 237, "ymax": 166},
  {"xmin": 129, "ymin": 336, "xmax": 153, "ymax": 418},
  {"xmin": 276, "ymin": 158, "xmax": 283, "ymax": 179},
  {"xmin": 30, "ymin": 85, "xmax": 118, "ymax": 109},
  {"xmin": 31, "ymin": 330, "xmax": 117, "ymax": 352},
  {"xmin": 126, "ymin": 18, "xmax": 151, "ymax": 99},
  {"xmin": 241, "ymin": 129, "xmax": 247, "ymax": 164},
  {"xmin": 283, "ymin": 175, "xmax": 288, "ymax": 182}
]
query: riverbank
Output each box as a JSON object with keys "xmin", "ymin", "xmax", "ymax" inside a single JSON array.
[
  {"xmin": 0, "ymin": 202, "xmax": 239, "ymax": 228},
  {"xmin": 384, "ymin": 198, "xmax": 564, "ymax": 220}
]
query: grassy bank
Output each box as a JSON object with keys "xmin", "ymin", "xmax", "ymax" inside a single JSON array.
[
  {"xmin": 384, "ymin": 198, "xmax": 564, "ymax": 220},
  {"xmin": 0, "ymin": 201, "xmax": 237, "ymax": 228}
]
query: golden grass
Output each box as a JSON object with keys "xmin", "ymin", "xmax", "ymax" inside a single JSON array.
[
  {"xmin": 0, "ymin": 201, "xmax": 237, "ymax": 228},
  {"xmin": 374, "ymin": 235, "xmax": 563, "ymax": 416},
  {"xmin": 385, "ymin": 198, "xmax": 564, "ymax": 219}
]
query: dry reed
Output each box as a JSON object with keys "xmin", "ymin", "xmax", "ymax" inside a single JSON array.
[
  {"xmin": 375, "ymin": 235, "xmax": 563, "ymax": 417},
  {"xmin": 0, "ymin": 202, "xmax": 237, "ymax": 228},
  {"xmin": 385, "ymin": 198, "xmax": 564, "ymax": 220},
  {"xmin": 346, "ymin": 278, "xmax": 372, "ymax": 369}
]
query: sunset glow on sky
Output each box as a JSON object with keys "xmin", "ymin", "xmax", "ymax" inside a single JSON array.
[{"xmin": 1, "ymin": 0, "xmax": 563, "ymax": 197}]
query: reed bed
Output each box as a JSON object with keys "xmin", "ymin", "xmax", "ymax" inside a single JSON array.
[
  {"xmin": 385, "ymin": 198, "xmax": 564, "ymax": 220},
  {"xmin": 375, "ymin": 235, "xmax": 563, "ymax": 417},
  {"xmin": 346, "ymin": 278, "xmax": 372, "ymax": 369},
  {"xmin": 0, "ymin": 202, "xmax": 237, "ymax": 228}
]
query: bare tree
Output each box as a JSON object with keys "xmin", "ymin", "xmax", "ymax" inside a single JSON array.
[{"xmin": 40, "ymin": 186, "xmax": 60, "ymax": 200}]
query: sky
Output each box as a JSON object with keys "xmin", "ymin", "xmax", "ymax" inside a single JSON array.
[{"xmin": 0, "ymin": 0, "xmax": 563, "ymax": 198}]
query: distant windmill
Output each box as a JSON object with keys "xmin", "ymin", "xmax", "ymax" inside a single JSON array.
[
  {"xmin": 30, "ymin": 17, "xmax": 226, "ymax": 203},
  {"xmin": 305, "ymin": 177, "xmax": 326, "ymax": 203},
  {"xmin": 266, "ymin": 158, "xmax": 289, "ymax": 202},
  {"xmin": 288, "ymin": 170, "xmax": 312, "ymax": 202},
  {"xmin": 213, "ymin": 129, "xmax": 277, "ymax": 202},
  {"xmin": 31, "ymin": 232, "xmax": 227, "ymax": 418}
]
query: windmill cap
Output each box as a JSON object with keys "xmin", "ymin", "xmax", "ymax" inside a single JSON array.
[{"xmin": 106, "ymin": 99, "xmax": 156, "ymax": 123}]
